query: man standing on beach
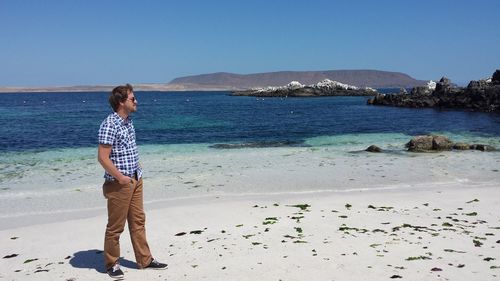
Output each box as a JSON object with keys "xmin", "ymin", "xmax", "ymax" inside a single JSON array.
[{"xmin": 98, "ymin": 84, "xmax": 167, "ymax": 279}]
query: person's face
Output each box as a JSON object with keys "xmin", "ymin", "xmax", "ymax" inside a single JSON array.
[{"xmin": 123, "ymin": 91, "xmax": 138, "ymax": 113}]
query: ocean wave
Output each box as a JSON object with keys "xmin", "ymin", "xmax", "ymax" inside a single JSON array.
[{"xmin": 209, "ymin": 140, "xmax": 309, "ymax": 149}]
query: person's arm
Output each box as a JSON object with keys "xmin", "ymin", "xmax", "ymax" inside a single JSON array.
[{"xmin": 98, "ymin": 144, "xmax": 132, "ymax": 184}]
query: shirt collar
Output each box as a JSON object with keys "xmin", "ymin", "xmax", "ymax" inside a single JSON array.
[{"xmin": 112, "ymin": 112, "xmax": 131, "ymax": 125}]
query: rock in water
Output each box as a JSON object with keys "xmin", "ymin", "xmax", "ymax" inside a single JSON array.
[
  {"xmin": 432, "ymin": 135, "xmax": 453, "ymax": 150},
  {"xmin": 406, "ymin": 135, "xmax": 434, "ymax": 152},
  {"xmin": 492, "ymin": 69, "xmax": 500, "ymax": 83},
  {"xmin": 368, "ymin": 69, "xmax": 500, "ymax": 112},
  {"xmin": 471, "ymin": 144, "xmax": 496, "ymax": 151},
  {"xmin": 452, "ymin": 143, "xmax": 471, "ymax": 150},
  {"xmin": 406, "ymin": 135, "xmax": 453, "ymax": 152},
  {"xmin": 232, "ymin": 79, "xmax": 377, "ymax": 97},
  {"xmin": 365, "ymin": 145, "xmax": 382, "ymax": 152}
]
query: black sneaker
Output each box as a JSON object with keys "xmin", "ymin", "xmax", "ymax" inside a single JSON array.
[
  {"xmin": 144, "ymin": 259, "xmax": 168, "ymax": 270},
  {"xmin": 107, "ymin": 263, "xmax": 124, "ymax": 279}
]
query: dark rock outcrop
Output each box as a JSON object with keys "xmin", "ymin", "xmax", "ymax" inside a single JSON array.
[
  {"xmin": 405, "ymin": 135, "xmax": 496, "ymax": 152},
  {"xmin": 406, "ymin": 135, "xmax": 438, "ymax": 152},
  {"xmin": 435, "ymin": 77, "xmax": 452, "ymax": 93},
  {"xmin": 367, "ymin": 70, "xmax": 500, "ymax": 113},
  {"xmin": 492, "ymin": 70, "xmax": 500, "ymax": 83},
  {"xmin": 432, "ymin": 135, "xmax": 454, "ymax": 150},
  {"xmin": 470, "ymin": 144, "xmax": 496, "ymax": 151},
  {"xmin": 410, "ymin": 86, "xmax": 432, "ymax": 96},
  {"xmin": 365, "ymin": 145, "xmax": 382, "ymax": 152},
  {"xmin": 452, "ymin": 143, "xmax": 471, "ymax": 150},
  {"xmin": 361, "ymin": 136, "xmax": 495, "ymax": 153},
  {"xmin": 406, "ymin": 135, "xmax": 453, "ymax": 152}
]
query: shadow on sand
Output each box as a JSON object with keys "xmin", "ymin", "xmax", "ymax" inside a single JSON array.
[{"xmin": 69, "ymin": 249, "xmax": 136, "ymax": 273}]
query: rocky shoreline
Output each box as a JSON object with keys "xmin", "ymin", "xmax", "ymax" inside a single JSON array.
[
  {"xmin": 367, "ymin": 70, "xmax": 500, "ymax": 113},
  {"xmin": 231, "ymin": 79, "xmax": 378, "ymax": 97}
]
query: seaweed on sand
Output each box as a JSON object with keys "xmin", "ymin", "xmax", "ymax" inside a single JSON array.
[{"xmin": 287, "ymin": 204, "xmax": 311, "ymax": 211}]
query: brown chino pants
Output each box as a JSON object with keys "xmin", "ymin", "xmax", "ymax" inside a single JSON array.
[{"xmin": 103, "ymin": 178, "xmax": 153, "ymax": 270}]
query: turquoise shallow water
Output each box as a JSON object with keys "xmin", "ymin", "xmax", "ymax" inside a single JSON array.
[{"xmin": 1, "ymin": 131, "xmax": 498, "ymax": 191}]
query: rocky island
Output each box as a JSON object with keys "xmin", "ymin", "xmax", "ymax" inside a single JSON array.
[
  {"xmin": 367, "ymin": 70, "xmax": 500, "ymax": 113},
  {"xmin": 231, "ymin": 79, "xmax": 378, "ymax": 97}
]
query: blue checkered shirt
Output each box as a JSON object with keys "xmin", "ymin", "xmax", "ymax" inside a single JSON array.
[{"xmin": 98, "ymin": 112, "xmax": 143, "ymax": 181}]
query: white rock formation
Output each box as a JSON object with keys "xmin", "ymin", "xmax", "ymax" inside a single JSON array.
[
  {"xmin": 427, "ymin": 80, "xmax": 436, "ymax": 90},
  {"xmin": 248, "ymin": 79, "xmax": 367, "ymax": 93},
  {"xmin": 313, "ymin": 79, "xmax": 359, "ymax": 90},
  {"xmin": 287, "ymin": 81, "xmax": 304, "ymax": 89}
]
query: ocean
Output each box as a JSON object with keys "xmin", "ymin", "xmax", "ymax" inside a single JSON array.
[
  {"xmin": 1, "ymin": 91, "xmax": 500, "ymax": 152},
  {"xmin": 1, "ymin": 91, "xmax": 499, "ymax": 228}
]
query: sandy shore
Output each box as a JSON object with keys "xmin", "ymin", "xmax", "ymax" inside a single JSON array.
[{"xmin": 1, "ymin": 182, "xmax": 499, "ymax": 281}]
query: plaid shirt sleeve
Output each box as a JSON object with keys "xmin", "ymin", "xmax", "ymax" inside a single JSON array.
[{"xmin": 98, "ymin": 119, "xmax": 116, "ymax": 145}]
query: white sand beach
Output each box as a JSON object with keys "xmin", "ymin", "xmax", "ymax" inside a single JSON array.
[
  {"xmin": 1, "ymin": 183, "xmax": 500, "ymax": 281},
  {"xmin": 1, "ymin": 145, "xmax": 500, "ymax": 280}
]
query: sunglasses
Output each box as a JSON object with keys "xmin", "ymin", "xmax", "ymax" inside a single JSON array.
[{"xmin": 127, "ymin": 97, "xmax": 137, "ymax": 102}]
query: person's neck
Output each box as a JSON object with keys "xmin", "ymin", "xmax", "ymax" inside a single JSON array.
[{"xmin": 116, "ymin": 109, "xmax": 129, "ymax": 120}]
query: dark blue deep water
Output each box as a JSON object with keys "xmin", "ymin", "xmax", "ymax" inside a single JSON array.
[{"xmin": 0, "ymin": 91, "xmax": 499, "ymax": 152}]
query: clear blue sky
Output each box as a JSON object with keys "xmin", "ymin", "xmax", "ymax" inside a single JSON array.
[{"xmin": 1, "ymin": 0, "xmax": 499, "ymax": 86}]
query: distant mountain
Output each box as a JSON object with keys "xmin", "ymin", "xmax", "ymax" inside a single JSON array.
[
  {"xmin": 0, "ymin": 70, "xmax": 428, "ymax": 93},
  {"xmin": 169, "ymin": 70, "xmax": 428, "ymax": 89}
]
